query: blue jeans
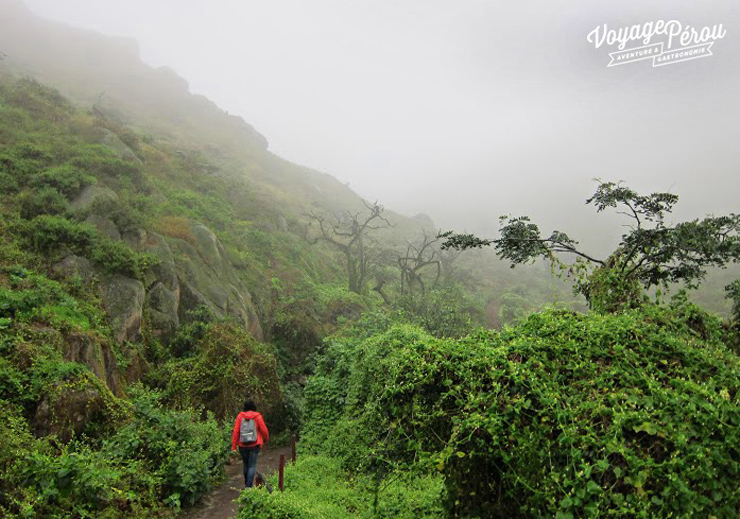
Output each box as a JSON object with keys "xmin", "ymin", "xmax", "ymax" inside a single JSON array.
[{"xmin": 238, "ymin": 446, "xmax": 260, "ymax": 487}]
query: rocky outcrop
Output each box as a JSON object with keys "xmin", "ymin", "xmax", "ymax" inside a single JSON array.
[
  {"xmin": 63, "ymin": 332, "xmax": 120, "ymax": 395},
  {"xmin": 52, "ymin": 220, "xmax": 262, "ymax": 346},
  {"xmin": 32, "ymin": 374, "xmax": 118, "ymax": 443},
  {"xmin": 146, "ymin": 281, "xmax": 179, "ymax": 344},
  {"xmin": 70, "ymin": 184, "xmax": 119, "ymax": 213},
  {"xmin": 52, "ymin": 254, "xmax": 95, "ymax": 283},
  {"xmin": 94, "ymin": 127, "xmax": 142, "ymax": 165},
  {"xmin": 84, "ymin": 214, "xmax": 121, "ymax": 241},
  {"xmin": 169, "ymin": 221, "xmax": 263, "ymax": 340},
  {"xmin": 100, "ymin": 275, "xmax": 145, "ymax": 344}
]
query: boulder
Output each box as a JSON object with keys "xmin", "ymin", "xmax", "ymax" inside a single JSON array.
[
  {"xmin": 63, "ymin": 332, "xmax": 120, "ymax": 395},
  {"xmin": 94, "ymin": 127, "xmax": 143, "ymax": 165},
  {"xmin": 100, "ymin": 275, "xmax": 145, "ymax": 343},
  {"xmin": 52, "ymin": 254, "xmax": 96, "ymax": 283},
  {"xmin": 33, "ymin": 379, "xmax": 111, "ymax": 442},
  {"xmin": 170, "ymin": 220, "xmax": 262, "ymax": 340},
  {"xmin": 84, "ymin": 214, "xmax": 121, "ymax": 241},
  {"xmin": 191, "ymin": 223, "xmax": 224, "ymax": 269},
  {"xmin": 141, "ymin": 232, "xmax": 178, "ymax": 292},
  {"xmin": 70, "ymin": 184, "xmax": 119, "ymax": 214},
  {"xmin": 122, "ymin": 227, "xmax": 147, "ymax": 250},
  {"xmin": 146, "ymin": 281, "xmax": 179, "ymax": 344},
  {"xmin": 124, "ymin": 348, "xmax": 149, "ymax": 384}
]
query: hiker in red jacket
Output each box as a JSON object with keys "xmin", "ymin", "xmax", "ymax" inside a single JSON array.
[{"xmin": 231, "ymin": 399, "xmax": 269, "ymax": 488}]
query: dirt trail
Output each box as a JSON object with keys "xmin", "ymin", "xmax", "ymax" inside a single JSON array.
[{"xmin": 181, "ymin": 445, "xmax": 292, "ymax": 519}]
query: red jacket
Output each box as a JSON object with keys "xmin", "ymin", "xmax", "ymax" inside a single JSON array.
[{"xmin": 231, "ymin": 411, "xmax": 269, "ymax": 450}]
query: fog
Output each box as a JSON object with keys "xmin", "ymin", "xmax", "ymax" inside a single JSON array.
[{"xmin": 14, "ymin": 0, "xmax": 740, "ymax": 251}]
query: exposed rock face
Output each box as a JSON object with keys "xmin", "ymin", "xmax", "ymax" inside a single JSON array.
[
  {"xmin": 141, "ymin": 232, "xmax": 178, "ymax": 292},
  {"xmin": 52, "ymin": 254, "xmax": 95, "ymax": 283},
  {"xmin": 100, "ymin": 275, "xmax": 145, "ymax": 344},
  {"xmin": 146, "ymin": 281, "xmax": 179, "ymax": 344},
  {"xmin": 169, "ymin": 221, "xmax": 263, "ymax": 340},
  {"xmin": 33, "ymin": 380, "xmax": 111, "ymax": 443},
  {"xmin": 70, "ymin": 184, "xmax": 119, "ymax": 213},
  {"xmin": 53, "ymin": 219, "xmax": 262, "ymax": 346},
  {"xmin": 63, "ymin": 332, "xmax": 120, "ymax": 395},
  {"xmin": 137, "ymin": 232, "xmax": 180, "ymax": 344},
  {"xmin": 84, "ymin": 214, "xmax": 121, "ymax": 241},
  {"xmin": 94, "ymin": 127, "xmax": 142, "ymax": 165}
]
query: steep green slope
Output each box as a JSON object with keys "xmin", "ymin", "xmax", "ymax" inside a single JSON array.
[{"xmin": 0, "ymin": 0, "xmax": 417, "ymax": 225}]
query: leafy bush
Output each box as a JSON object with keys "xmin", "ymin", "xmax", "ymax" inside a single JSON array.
[
  {"xmin": 153, "ymin": 322, "xmax": 284, "ymax": 421},
  {"xmin": 394, "ymin": 288, "xmax": 478, "ymax": 338},
  {"xmin": 19, "ymin": 186, "xmax": 69, "ymax": 218},
  {"xmin": 237, "ymin": 455, "xmax": 443, "ymax": 519},
  {"xmin": 68, "ymin": 143, "xmax": 145, "ymax": 187},
  {"xmin": 0, "ymin": 388, "xmax": 224, "ymax": 517},
  {"xmin": 727, "ymin": 278, "xmax": 740, "ymax": 328},
  {"xmin": 303, "ymin": 306, "xmax": 740, "ymax": 518},
  {"xmin": 30, "ymin": 164, "xmax": 96, "ymax": 197},
  {"xmin": 0, "ymin": 267, "xmax": 101, "ymax": 330},
  {"xmin": 22, "ymin": 215, "xmax": 141, "ymax": 277},
  {"xmin": 104, "ymin": 386, "xmax": 227, "ymax": 508}
]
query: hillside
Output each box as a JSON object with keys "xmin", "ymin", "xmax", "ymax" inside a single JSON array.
[
  {"xmin": 0, "ymin": 3, "xmax": 532, "ymax": 516},
  {"xmin": 2, "ymin": 2, "xmax": 738, "ymax": 518}
]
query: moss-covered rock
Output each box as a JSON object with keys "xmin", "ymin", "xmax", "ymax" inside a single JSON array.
[
  {"xmin": 32, "ymin": 370, "xmax": 127, "ymax": 442},
  {"xmin": 51, "ymin": 254, "xmax": 95, "ymax": 283},
  {"xmin": 94, "ymin": 127, "xmax": 142, "ymax": 165},
  {"xmin": 170, "ymin": 220, "xmax": 262, "ymax": 340},
  {"xmin": 145, "ymin": 281, "xmax": 179, "ymax": 344},
  {"xmin": 83, "ymin": 213, "xmax": 120, "ymax": 241},
  {"xmin": 62, "ymin": 331, "xmax": 120, "ymax": 395},
  {"xmin": 69, "ymin": 184, "xmax": 118, "ymax": 214},
  {"xmin": 100, "ymin": 274, "xmax": 145, "ymax": 343}
]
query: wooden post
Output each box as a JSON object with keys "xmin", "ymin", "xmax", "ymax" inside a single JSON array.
[
  {"xmin": 278, "ymin": 454, "xmax": 285, "ymax": 491},
  {"xmin": 291, "ymin": 435, "xmax": 296, "ymax": 465}
]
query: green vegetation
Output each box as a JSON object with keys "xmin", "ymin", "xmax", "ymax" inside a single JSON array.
[
  {"xmin": 441, "ymin": 181, "xmax": 740, "ymax": 311},
  {"xmin": 0, "ymin": 70, "xmax": 497, "ymax": 517},
  {"xmin": 0, "ymin": 388, "xmax": 225, "ymax": 518},
  {"xmin": 291, "ymin": 303, "xmax": 740, "ymax": 518},
  {"xmin": 1, "ymin": 27, "xmax": 739, "ymax": 519},
  {"xmin": 238, "ymin": 455, "xmax": 444, "ymax": 519}
]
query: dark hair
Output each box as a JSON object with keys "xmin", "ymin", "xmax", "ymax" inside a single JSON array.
[{"xmin": 243, "ymin": 399, "xmax": 257, "ymax": 412}]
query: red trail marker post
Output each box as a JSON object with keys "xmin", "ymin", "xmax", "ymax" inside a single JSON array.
[{"xmin": 279, "ymin": 454, "xmax": 285, "ymax": 492}]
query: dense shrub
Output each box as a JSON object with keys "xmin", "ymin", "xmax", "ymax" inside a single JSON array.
[
  {"xmin": 0, "ymin": 267, "xmax": 102, "ymax": 330},
  {"xmin": 727, "ymin": 278, "xmax": 740, "ymax": 328},
  {"xmin": 68, "ymin": 143, "xmax": 144, "ymax": 186},
  {"xmin": 9, "ymin": 78, "xmax": 73, "ymax": 122},
  {"xmin": 153, "ymin": 322, "xmax": 284, "ymax": 421},
  {"xmin": 22, "ymin": 215, "xmax": 141, "ymax": 277},
  {"xmin": 304, "ymin": 306, "xmax": 740, "ymax": 518},
  {"xmin": 0, "ymin": 388, "xmax": 225, "ymax": 518},
  {"xmin": 19, "ymin": 186, "xmax": 69, "ymax": 218},
  {"xmin": 30, "ymin": 164, "xmax": 96, "ymax": 197},
  {"xmin": 393, "ymin": 288, "xmax": 478, "ymax": 338},
  {"xmin": 104, "ymin": 387, "xmax": 227, "ymax": 508},
  {"xmin": 238, "ymin": 455, "xmax": 444, "ymax": 519}
]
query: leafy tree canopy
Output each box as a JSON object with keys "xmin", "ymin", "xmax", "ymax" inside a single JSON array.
[{"xmin": 441, "ymin": 181, "xmax": 740, "ymax": 308}]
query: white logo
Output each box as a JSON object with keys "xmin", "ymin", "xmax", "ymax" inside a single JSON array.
[{"xmin": 587, "ymin": 20, "xmax": 726, "ymax": 67}]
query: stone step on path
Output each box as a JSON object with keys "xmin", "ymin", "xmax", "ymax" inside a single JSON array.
[{"xmin": 181, "ymin": 445, "xmax": 293, "ymax": 519}]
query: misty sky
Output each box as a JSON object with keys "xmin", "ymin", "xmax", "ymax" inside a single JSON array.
[{"xmin": 19, "ymin": 0, "xmax": 740, "ymax": 248}]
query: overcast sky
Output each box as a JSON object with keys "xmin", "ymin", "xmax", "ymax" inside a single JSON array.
[{"xmin": 18, "ymin": 0, "xmax": 740, "ymax": 244}]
